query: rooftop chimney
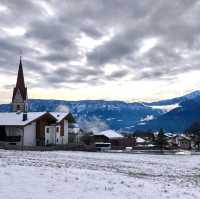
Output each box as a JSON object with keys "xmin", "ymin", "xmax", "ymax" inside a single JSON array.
[{"xmin": 22, "ymin": 112, "xmax": 28, "ymax": 121}]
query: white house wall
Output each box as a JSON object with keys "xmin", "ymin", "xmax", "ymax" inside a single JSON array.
[
  {"xmin": 56, "ymin": 126, "xmax": 62, "ymax": 145},
  {"xmin": 45, "ymin": 125, "xmax": 63, "ymax": 145},
  {"xmin": 45, "ymin": 126, "xmax": 55, "ymax": 145},
  {"xmin": 23, "ymin": 122, "xmax": 36, "ymax": 146},
  {"xmin": 63, "ymin": 120, "xmax": 68, "ymax": 144}
]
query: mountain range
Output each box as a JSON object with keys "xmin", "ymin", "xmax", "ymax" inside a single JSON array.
[{"xmin": 1, "ymin": 90, "xmax": 200, "ymax": 133}]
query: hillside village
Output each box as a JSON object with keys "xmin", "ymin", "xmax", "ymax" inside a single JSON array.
[
  {"xmin": 0, "ymin": 58, "xmax": 200, "ymax": 152},
  {"xmin": 1, "ymin": 1, "xmax": 200, "ymax": 199}
]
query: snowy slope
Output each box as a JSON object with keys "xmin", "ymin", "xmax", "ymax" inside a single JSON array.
[
  {"xmin": 144, "ymin": 90, "xmax": 200, "ymax": 106},
  {"xmin": 0, "ymin": 100, "xmax": 163, "ymax": 132},
  {"xmin": 0, "ymin": 150, "xmax": 199, "ymax": 199},
  {"xmin": 135, "ymin": 96, "xmax": 200, "ymax": 132}
]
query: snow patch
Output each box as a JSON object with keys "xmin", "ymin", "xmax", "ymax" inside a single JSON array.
[
  {"xmin": 0, "ymin": 150, "xmax": 200, "ymax": 199},
  {"xmin": 94, "ymin": 130, "xmax": 123, "ymax": 139},
  {"xmin": 140, "ymin": 115, "xmax": 154, "ymax": 122},
  {"xmin": 136, "ymin": 137, "xmax": 146, "ymax": 143},
  {"xmin": 150, "ymin": 103, "xmax": 180, "ymax": 112}
]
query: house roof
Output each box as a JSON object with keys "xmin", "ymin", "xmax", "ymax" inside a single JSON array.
[
  {"xmin": 94, "ymin": 130, "xmax": 124, "ymax": 139},
  {"xmin": 0, "ymin": 111, "xmax": 75, "ymax": 126},
  {"xmin": 0, "ymin": 112, "xmax": 47, "ymax": 126},
  {"xmin": 136, "ymin": 137, "xmax": 146, "ymax": 143},
  {"xmin": 50, "ymin": 112, "xmax": 76, "ymax": 123},
  {"xmin": 50, "ymin": 112, "xmax": 69, "ymax": 123},
  {"xmin": 0, "ymin": 109, "xmax": 76, "ymax": 127},
  {"xmin": 179, "ymin": 135, "xmax": 191, "ymax": 141}
]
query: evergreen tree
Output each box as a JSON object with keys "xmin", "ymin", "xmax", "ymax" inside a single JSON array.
[
  {"xmin": 186, "ymin": 122, "xmax": 200, "ymax": 150},
  {"xmin": 156, "ymin": 128, "xmax": 167, "ymax": 150}
]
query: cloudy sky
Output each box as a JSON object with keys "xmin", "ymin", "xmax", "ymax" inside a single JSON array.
[{"xmin": 0, "ymin": 0, "xmax": 200, "ymax": 103}]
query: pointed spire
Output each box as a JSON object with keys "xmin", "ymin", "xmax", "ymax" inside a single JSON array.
[
  {"xmin": 16, "ymin": 56, "xmax": 25, "ymax": 88},
  {"xmin": 12, "ymin": 57, "xmax": 27, "ymax": 103}
]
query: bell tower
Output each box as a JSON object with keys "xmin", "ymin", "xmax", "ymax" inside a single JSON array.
[{"xmin": 12, "ymin": 57, "xmax": 28, "ymax": 112}]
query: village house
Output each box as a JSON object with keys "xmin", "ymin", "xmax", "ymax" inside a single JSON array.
[
  {"xmin": 93, "ymin": 130, "xmax": 125, "ymax": 149},
  {"xmin": 0, "ymin": 58, "xmax": 78, "ymax": 147},
  {"xmin": 171, "ymin": 134, "xmax": 191, "ymax": 150}
]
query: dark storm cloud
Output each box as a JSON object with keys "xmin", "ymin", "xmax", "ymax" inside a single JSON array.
[
  {"xmin": 86, "ymin": 0, "xmax": 200, "ymax": 80},
  {"xmin": 0, "ymin": 0, "xmax": 200, "ymax": 88},
  {"xmin": 108, "ymin": 70, "xmax": 129, "ymax": 80},
  {"xmin": 0, "ymin": 0, "xmax": 44, "ymax": 28},
  {"xmin": 39, "ymin": 52, "xmax": 75, "ymax": 63},
  {"xmin": 42, "ymin": 65, "xmax": 105, "ymax": 88},
  {"xmin": 87, "ymin": 33, "xmax": 137, "ymax": 66}
]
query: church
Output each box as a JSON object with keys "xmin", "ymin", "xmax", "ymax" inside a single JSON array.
[{"xmin": 0, "ymin": 58, "xmax": 77, "ymax": 147}]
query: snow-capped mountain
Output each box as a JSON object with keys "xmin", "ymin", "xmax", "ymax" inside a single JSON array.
[
  {"xmin": 1, "ymin": 90, "xmax": 200, "ymax": 133},
  {"xmin": 0, "ymin": 99, "xmax": 163, "ymax": 132},
  {"xmin": 134, "ymin": 92, "xmax": 200, "ymax": 132},
  {"xmin": 144, "ymin": 90, "xmax": 200, "ymax": 106}
]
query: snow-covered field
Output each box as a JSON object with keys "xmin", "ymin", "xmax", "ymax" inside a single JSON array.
[{"xmin": 0, "ymin": 150, "xmax": 200, "ymax": 199}]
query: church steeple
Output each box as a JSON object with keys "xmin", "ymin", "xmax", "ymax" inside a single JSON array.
[
  {"xmin": 16, "ymin": 56, "xmax": 25, "ymax": 90},
  {"xmin": 12, "ymin": 57, "xmax": 28, "ymax": 112}
]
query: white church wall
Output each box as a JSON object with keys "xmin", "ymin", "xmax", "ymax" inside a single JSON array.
[{"xmin": 12, "ymin": 89, "xmax": 26, "ymax": 112}]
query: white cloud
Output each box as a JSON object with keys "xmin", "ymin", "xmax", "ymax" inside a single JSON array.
[
  {"xmin": 138, "ymin": 38, "xmax": 159, "ymax": 55},
  {"xmin": 0, "ymin": 4, "xmax": 7, "ymax": 12},
  {"xmin": 76, "ymin": 31, "xmax": 114, "ymax": 52},
  {"xmin": 2, "ymin": 26, "xmax": 26, "ymax": 37}
]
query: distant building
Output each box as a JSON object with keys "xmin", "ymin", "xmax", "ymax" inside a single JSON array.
[
  {"xmin": 171, "ymin": 134, "xmax": 191, "ymax": 150},
  {"xmin": 178, "ymin": 136, "xmax": 191, "ymax": 150},
  {"xmin": 93, "ymin": 130, "xmax": 125, "ymax": 149},
  {"xmin": 0, "ymin": 58, "xmax": 77, "ymax": 147}
]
